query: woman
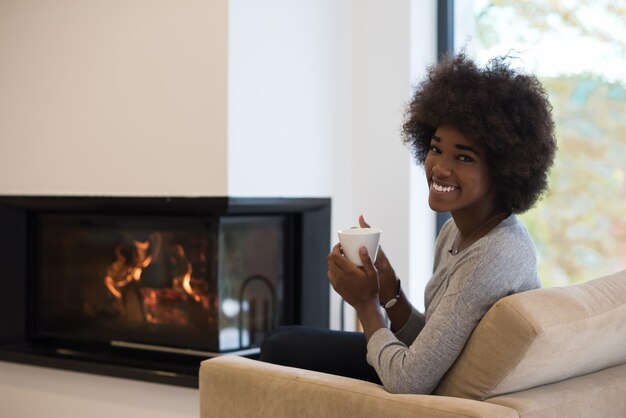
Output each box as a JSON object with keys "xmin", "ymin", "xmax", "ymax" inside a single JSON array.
[{"xmin": 262, "ymin": 52, "xmax": 557, "ymax": 394}]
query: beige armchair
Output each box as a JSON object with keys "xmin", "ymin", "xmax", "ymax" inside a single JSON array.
[{"xmin": 200, "ymin": 270, "xmax": 626, "ymax": 417}]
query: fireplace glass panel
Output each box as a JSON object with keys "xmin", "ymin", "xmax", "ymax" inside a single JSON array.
[
  {"xmin": 33, "ymin": 213, "xmax": 285, "ymax": 353},
  {"xmin": 217, "ymin": 216, "xmax": 285, "ymax": 351}
]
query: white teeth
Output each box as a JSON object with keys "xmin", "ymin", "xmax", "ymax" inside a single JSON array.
[{"xmin": 433, "ymin": 182, "xmax": 457, "ymax": 193}]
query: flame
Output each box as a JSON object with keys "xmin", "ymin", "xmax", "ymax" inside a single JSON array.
[
  {"xmin": 104, "ymin": 238, "xmax": 155, "ymax": 299},
  {"xmin": 175, "ymin": 244, "xmax": 201, "ymax": 302},
  {"xmin": 104, "ymin": 275, "xmax": 122, "ymax": 299},
  {"xmin": 101, "ymin": 232, "xmax": 211, "ymax": 324}
]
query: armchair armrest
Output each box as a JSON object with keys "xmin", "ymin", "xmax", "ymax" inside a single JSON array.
[{"xmin": 200, "ymin": 356, "xmax": 517, "ymax": 418}]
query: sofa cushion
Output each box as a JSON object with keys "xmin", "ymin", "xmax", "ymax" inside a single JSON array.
[
  {"xmin": 435, "ymin": 269, "xmax": 626, "ymax": 400},
  {"xmin": 485, "ymin": 363, "xmax": 626, "ymax": 418}
]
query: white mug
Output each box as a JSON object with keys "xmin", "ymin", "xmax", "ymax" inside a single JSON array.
[{"xmin": 337, "ymin": 228, "xmax": 381, "ymax": 266}]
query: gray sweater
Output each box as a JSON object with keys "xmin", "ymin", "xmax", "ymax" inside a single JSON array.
[{"xmin": 366, "ymin": 215, "xmax": 541, "ymax": 394}]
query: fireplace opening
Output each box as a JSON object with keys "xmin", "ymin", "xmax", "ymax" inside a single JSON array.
[{"xmin": 0, "ymin": 196, "xmax": 330, "ymax": 387}]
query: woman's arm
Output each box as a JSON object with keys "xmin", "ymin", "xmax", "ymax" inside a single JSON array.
[
  {"xmin": 375, "ymin": 248, "xmax": 414, "ymax": 332},
  {"xmin": 366, "ymin": 293, "xmax": 478, "ymax": 394}
]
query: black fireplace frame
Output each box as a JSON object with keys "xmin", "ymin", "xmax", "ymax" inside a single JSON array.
[{"xmin": 0, "ymin": 196, "xmax": 331, "ymax": 387}]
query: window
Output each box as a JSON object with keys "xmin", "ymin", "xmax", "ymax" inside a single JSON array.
[{"xmin": 454, "ymin": 0, "xmax": 626, "ymax": 285}]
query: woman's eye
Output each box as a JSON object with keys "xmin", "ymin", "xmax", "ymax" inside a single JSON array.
[
  {"xmin": 458, "ymin": 155, "xmax": 474, "ymax": 163},
  {"xmin": 429, "ymin": 145, "xmax": 441, "ymax": 154}
]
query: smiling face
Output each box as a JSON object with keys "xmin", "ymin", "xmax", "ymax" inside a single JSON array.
[{"xmin": 424, "ymin": 125, "xmax": 498, "ymax": 221}]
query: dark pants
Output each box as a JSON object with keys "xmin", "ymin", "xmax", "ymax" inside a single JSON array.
[{"xmin": 260, "ymin": 325, "xmax": 382, "ymax": 385}]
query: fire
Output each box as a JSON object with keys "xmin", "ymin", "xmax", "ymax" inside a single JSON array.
[
  {"xmin": 104, "ymin": 238, "xmax": 156, "ymax": 300},
  {"xmin": 102, "ymin": 232, "xmax": 210, "ymax": 324},
  {"xmin": 175, "ymin": 244, "xmax": 202, "ymax": 303}
]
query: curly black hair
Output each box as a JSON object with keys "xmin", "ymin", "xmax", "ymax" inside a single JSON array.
[{"xmin": 402, "ymin": 52, "xmax": 557, "ymax": 214}]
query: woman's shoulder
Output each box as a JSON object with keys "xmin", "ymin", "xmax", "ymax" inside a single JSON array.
[
  {"xmin": 461, "ymin": 215, "xmax": 539, "ymax": 288},
  {"xmin": 485, "ymin": 215, "xmax": 536, "ymax": 254},
  {"xmin": 436, "ymin": 215, "xmax": 536, "ymax": 275}
]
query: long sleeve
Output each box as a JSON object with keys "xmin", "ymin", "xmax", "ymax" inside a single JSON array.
[
  {"xmin": 392, "ymin": 306, "xmax": 425, "ymax": 346},
  {"xmin": 367, "ymin": 293, "xmax": 478, "ymax": 394}
]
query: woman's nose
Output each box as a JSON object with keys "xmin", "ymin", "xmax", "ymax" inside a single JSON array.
[{"xmin": 432, "ymin": 159, "xmax": 453, "ymax": 177}]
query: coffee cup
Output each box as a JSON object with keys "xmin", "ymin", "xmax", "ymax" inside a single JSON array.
[{"xmin": 337, "ymin": 228, "xmax": 381, "ymax": 267}]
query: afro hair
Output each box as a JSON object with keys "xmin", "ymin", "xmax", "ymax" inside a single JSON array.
[{"xmin": 402, "ymin": 52, "xmax": 557, "ymax": 214}]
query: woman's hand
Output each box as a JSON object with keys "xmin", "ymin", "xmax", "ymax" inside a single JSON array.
[
  {"xmin": 327, "ymin": 243, "xmax": 379, "ymax": 313},
  {"xmin": 327, "ymin": 242, "xmax": 387, "ymax": 341},
  {"xmin": 358, "ymin": 215, "xmax": 398, "ymax": 306}
]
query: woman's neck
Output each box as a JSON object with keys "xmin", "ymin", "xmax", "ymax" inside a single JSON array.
[
  {"xmin": 452, "ymin": 205, "xmax": 503, "ymax": 236},
  {"xmin": 450, "ymin": 207, "xmax": 509, "ymax": 254}
]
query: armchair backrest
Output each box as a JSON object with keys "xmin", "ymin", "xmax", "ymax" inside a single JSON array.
[{"xmin": 434, "ymin": 269, "xmax": 626, "ymax": 400}]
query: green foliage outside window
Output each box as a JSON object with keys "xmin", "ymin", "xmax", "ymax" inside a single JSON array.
[{"xmin": 474, "ymin": 0, "xmax": 626, "ymax": 285}]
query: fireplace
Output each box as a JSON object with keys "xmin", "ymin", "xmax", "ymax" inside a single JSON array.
[{"xmin": 0, "ymin": 196, "xmax": 330, "ymax": 387}]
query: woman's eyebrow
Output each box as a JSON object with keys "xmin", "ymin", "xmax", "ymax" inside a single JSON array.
[
  {"xmin": 432, "ymin": 134, "xmax": 480, "ymax": 155},
  {"xmin": 456, "ymin": 143, "xmax": 480, "ymax": 155}
]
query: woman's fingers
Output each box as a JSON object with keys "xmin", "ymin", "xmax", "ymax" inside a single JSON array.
[
  {"xmin": 359, "ymin": 246, "xmax": 377, "ymax": 277},
  {"xmin": 328, "ymin": 243, "xmax": 351, "ymax": 271},
  {"xmin": 376, "ymin": 246, "xmax": 386, "ymax": 262},
  {"xmin": 358, "ymin": 215, "xmax": 371, "ymax": 228}
]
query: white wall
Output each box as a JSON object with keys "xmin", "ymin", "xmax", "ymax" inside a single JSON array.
[
  {"xmin": 341, "ymin": 0, "xmax": 413, "ymax": 328},
  {"xmin": 227, "ymin": 0, "xmax": 355, "ymax": 327},
  {"xmin": 228, "ymin": 0, "xmax": 432, "ymax": 329},
  {"xmin": 408, "ymin": 0, "xmax": 438, "ymax": 309},
  {"xmin": 227, "ymin": 0, "xmax": 343, "ymax": 199},
  {"xmin": 0, "ymin": 0, "xmax": 228, "ymax": 196},
  {"xmin": 0, "ymin": 0, "xmax": 437, "ymax": 416}
]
